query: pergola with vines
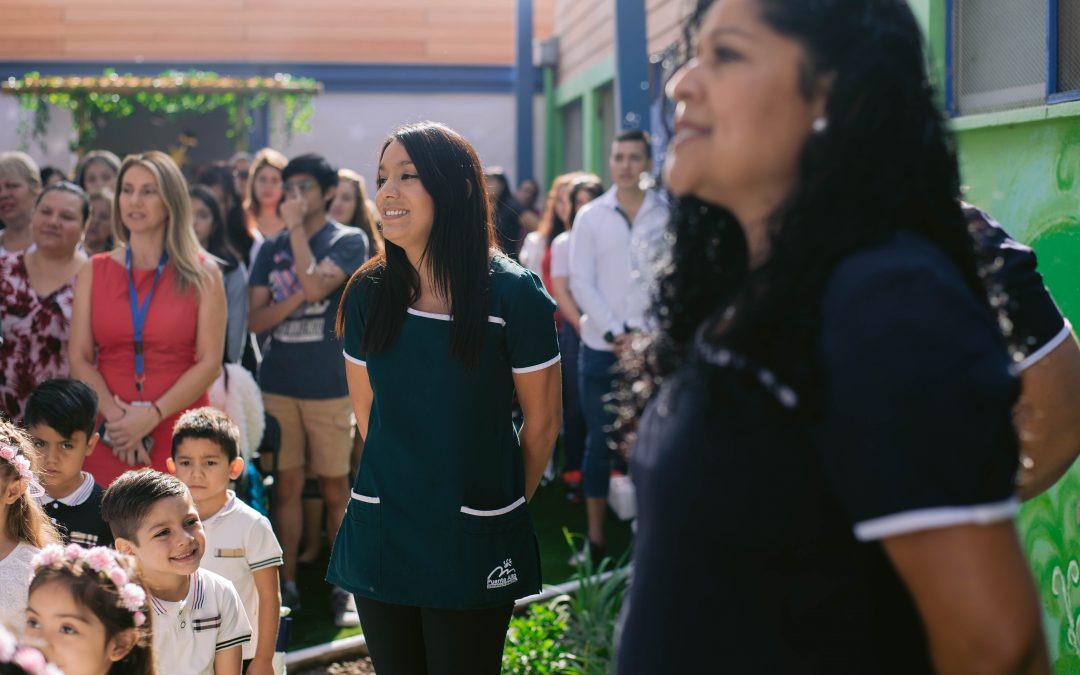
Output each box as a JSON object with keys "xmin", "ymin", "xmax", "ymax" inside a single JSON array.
[{"xmin": 1, "ymin": 69, "xmax": 322, "ymax": 155}]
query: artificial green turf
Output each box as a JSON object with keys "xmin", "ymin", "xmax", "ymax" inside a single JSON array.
[{"xmin": 287, "ymin": 481, "xmax": 633, "ymax": 650}]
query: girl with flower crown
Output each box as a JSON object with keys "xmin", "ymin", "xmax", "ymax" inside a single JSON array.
[
  {"xmin": 27, "ymin": 544, "xmax": 155, "ymax": 675},
  {"xmin": 0, "ymin": 420, "xmax": 60, "ymax": 622},
  {"xmin": 0, "ymin": 622, "xmax": 61, "ymax": 675}
]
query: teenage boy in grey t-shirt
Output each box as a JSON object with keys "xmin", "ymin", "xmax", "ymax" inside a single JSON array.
[{"xmin": 248, "ymin": 153, "xmax": 367, "ymax": 626}]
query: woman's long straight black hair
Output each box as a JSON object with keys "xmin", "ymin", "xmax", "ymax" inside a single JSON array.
[{"xmin": 336, "ymin": 122, "xmax": 496, "ymax": 368}]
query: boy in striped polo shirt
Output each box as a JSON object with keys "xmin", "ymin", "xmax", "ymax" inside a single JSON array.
[
  {"xmin": 169, "ymin": 408, "xmax": 283, "ymax": 675},
  {"xmin": 102, "ymin": 469, "xmax": 251, "ymax": 675}
]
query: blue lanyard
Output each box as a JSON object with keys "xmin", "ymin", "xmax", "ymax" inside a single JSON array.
[{"xmin": 125, "ymin": 247, "xmax": 168, "ymax": 394}]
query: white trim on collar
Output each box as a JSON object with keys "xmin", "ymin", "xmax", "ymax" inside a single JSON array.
[
  {"xmin": 39, "ymin": 472, "xmax": 95, "ymax": 507},
  {"xmin": 204, "ymin": 491, "xmax": 241, "ymax": 524},
  {"xmin": 406, "ymin": 307, "xmax": 506, "ymax": 325}
]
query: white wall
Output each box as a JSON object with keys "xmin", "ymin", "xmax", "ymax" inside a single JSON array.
[
  {"xmin": 0, "ymin": 90, "xmax": 547, "ymax": 192},
  {"xmin": 270, "ymin": 91, "xmax": 546, "ymax": 198},
  {"xmin": 0, "ymin": 97, "xmax": 78, "ymax": 173}
]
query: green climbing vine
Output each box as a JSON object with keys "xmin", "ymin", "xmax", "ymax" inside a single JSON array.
[{"xmin": 2, "ymin": 69, "xmax": 319, "ymax": 154}]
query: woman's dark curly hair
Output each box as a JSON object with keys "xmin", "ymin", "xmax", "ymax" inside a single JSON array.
[{"xmin": 621, "ymin": 0, "xmax": 981, "ymax": 428}]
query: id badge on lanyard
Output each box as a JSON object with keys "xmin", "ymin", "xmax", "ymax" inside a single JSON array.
[{"xmin": 126, "ymin": 247, "xmax": 168, "ymax": 399}]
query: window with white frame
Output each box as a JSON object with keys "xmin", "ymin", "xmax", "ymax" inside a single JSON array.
[{"xmin": 952, "ymin": 0, "xmax": 1046, "ymax": 115}]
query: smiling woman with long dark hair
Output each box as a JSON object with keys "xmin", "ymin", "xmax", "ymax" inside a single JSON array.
[
  {"xmin": 617, "ymin": 0, "xmax": 1048, "ymax": 673},
  {"xmin": 327, "ymin": 121, "xmax": 561, "ymax": 674}
]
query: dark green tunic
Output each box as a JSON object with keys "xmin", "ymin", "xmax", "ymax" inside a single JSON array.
[{"xmin": 326, "ymin": 256, "xmax": 560, "ymax": 609}]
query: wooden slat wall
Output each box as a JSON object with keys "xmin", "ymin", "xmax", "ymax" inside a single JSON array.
[
  {"xmin": 553, "ymin": 0, "xmax": 686, "ymax": 87},
  {"xmin": 554, "ymin": 0, "xmax": 613, "ymax": 84},
  {"xmin": 0, "ymin": 0, "xmax": 556, "ymax": 65},
  {"xmin": 647, "ymin": 0, "xmax": 689, "ymax": 58}
]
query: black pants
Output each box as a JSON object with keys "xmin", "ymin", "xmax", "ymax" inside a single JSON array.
[{"xmin": 354, "ymin": 595, "xmax": 514, "ymax": 675}]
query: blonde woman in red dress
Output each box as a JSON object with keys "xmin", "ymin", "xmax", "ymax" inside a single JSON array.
[{"xmin": 69, "ymin": 151, "xmax": 226, "ymax": 486}]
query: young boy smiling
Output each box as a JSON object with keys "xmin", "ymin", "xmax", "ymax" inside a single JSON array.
[
  {"xmin": 101, "ymin": 469, "xmax": 251, "ymax": 675},
  {"xmin": 24, "ymin": 378, "xmax": 113, "ymax": 548},
  {"xmin": 168, "ymin": 408, "xmax": 283, "ymax": 675}
]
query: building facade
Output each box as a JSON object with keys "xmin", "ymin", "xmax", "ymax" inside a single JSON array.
[{"xmin": 1, "ymin": 0, "xmax": 555, "ymax": 190}]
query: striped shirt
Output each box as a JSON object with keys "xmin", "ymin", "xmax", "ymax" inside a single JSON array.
[
  {"xmin": 151, "ymin": 568, "xmax": 251, "ymax": 675},
  {"xmin": 200, "ymin": 491, "xmax": 283, "ymax": 660}
]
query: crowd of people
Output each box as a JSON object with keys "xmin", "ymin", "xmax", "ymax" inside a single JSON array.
[{"xmin": 3, "ymin": 0, "xmax": 1080, "ymax": 674}]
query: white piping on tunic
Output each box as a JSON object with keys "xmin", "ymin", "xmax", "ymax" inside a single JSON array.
[
  {"xmin": 406, "ymin": 307, "xmax": 505, "ymax": 326},
  {"xmin": 350, "ymin": 491, "xmax": 380, "ymax": 504},
  {"xmin": 343, "ymin": 350, "xmax": 366, "ymax": 367},
  {"xmin": 460, "ymin": 496, "xmax": 526, "ymax": 517},
  {"xmin": 853, "ymin": 497, "xmax": 1017, "ymax": 542},
  {"xmin": 1016, "ymin": 321, "xmax": 1072, "ymax": 372},
  {"xmin": 511, "ymin": 353, "xmax": 562, "ymax": 374}
]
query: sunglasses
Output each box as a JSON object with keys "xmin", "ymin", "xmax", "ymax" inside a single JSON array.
[{"xmin": 284, "ymin": 179, "xmax": 318, "ymax": 193}]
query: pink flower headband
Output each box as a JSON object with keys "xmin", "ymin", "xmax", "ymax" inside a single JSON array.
[
  {"xmin": 32, "ymin": 544, "xmax": 148, "ymax": 627},
  {"xmin": 0, "ymin": 443, "xmax": 44, "ymax": 499},
  {"xmin": 0, "ymin": 623, "xmax": 62, "ymax": 675}
]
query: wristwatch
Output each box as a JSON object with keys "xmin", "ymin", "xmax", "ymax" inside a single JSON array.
[{"xmin": 603, "ymin": 330, "xmax": 616, "ymax": 344}]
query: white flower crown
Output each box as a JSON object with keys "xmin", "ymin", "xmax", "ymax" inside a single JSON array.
[
  {"xmin": 32, "ymin": 544, "xmax": 148, "ymax": 627},
  {"xmin": 0, "ymin": 623, "xmax": 62, "ymax": 675},
  {"xmin": 0, "ymin": 444, "xmax": 44, "ymax": 499}
]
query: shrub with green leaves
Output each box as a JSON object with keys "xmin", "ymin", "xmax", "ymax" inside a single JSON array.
[{"xmin": 503, "ymin": 599, "xmax": 573, "ymax": 674}]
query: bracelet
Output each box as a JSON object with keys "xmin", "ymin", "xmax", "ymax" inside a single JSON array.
[{"xmin": 152, "ymin": 402, "xmax": 164, "ymax": 421}]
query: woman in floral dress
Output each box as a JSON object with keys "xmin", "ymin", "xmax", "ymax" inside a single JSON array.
[{"xmin": 0, "ymin": 182, "xmax": 89, "ymax": 422}]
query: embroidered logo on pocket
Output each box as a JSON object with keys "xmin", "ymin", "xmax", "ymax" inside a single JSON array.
[
  {"xmin": 215, "ymin": 548, "xmax": 245, "ymax": 558},
  {"xmin": 486, "ymin": 558, "xmax": 518, "ymax": 590}
]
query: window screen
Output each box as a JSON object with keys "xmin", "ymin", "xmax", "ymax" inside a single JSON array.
[{"xmin": 953, "ymin": 0, "xmax": 1046, "ymax": 114}]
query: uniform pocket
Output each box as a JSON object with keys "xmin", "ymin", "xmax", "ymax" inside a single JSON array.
[
  {"xmin": 458, "ymin": 498, "xmax": 540, "ymax": 607},
  {"xmin": 330, "ymin": 492, "xmax": 381, "ymax": 594}
]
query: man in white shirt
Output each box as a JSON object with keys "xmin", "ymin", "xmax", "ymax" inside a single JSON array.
[{"xmin": 568, "ymin": 129, "xmax": 669, "ymax": 563}]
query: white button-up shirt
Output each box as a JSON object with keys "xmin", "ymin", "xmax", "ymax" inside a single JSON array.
[{"xmin": 569, "ymin": 185, "xmax": 669, "ymax": 351}]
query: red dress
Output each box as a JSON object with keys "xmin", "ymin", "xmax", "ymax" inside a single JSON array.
[{"xmin": 85, "ymin": 254, "xmax": 209, "ymax": 486}]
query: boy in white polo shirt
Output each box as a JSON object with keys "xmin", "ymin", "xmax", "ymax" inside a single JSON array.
[
  {"xmin": 169, "ymin": 407, "xmax": 283, "ymax": 675},
  {"xmin": 102, "ymin": 469, "xmax": 251, "ymax": 675}
]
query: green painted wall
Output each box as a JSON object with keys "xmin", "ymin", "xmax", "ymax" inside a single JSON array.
[
  {"xmin": 913, "ymin": 1, "xmax": 1080, "ymax": 669},
  {"xmin": 551, "ymin": 56, "xmax": 615, "ymax": 176},
  {"xmin": 957, "ymin": 114, "xmax": 1080, "ymax": 674}
]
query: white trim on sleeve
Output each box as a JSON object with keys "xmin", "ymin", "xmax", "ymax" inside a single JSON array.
[
  {"xmin": 511, "ymin": 353, "xmax": 562, "ymax": 374},
  {"xmin": 460, "ymin": 496, "xmax": 526, "ymax": 517},
  {"xmin": 853, "ymin": 497, "xmax": 1018, "ymax": 542},
  {"xmin": 343, "ymin": 350, "xmax": 367, "ymax": 367},
  {"xmin": 350, "ymin": 491, "xmax": 380, "ymax": 504},
  {"xmin": 1016, "ymin": 321, "xmax": 1072, "ymax": 372}
]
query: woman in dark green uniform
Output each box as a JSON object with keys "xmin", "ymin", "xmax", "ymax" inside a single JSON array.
[{"xmin": 328, "ymin": 121, "xmax": 562, "ymax": 675}]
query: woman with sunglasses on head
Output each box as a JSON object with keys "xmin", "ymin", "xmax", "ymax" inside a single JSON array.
[
  {"xmin": 328, "ymin": 122, "xmax": 562, "ymax": 675},
  {"xmin": 617, "ymin": 1, "xmax": 1049, "ymax": 673},
  {"xmin": 74, "ymin": 150, "xmax": 121, "ymax": 196}
]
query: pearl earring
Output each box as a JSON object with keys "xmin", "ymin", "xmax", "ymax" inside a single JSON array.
[{"xmin": 812, "ymin": 117, "xmax": 828, "ymax": 133}]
